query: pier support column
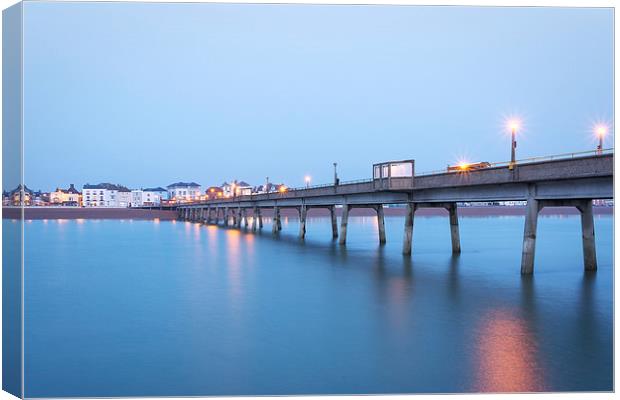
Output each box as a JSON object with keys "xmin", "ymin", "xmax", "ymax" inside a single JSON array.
[
  {"xmin": 376, "ymin": 204, "xmax": 386, "ymax": 245},
  {"xmin": 447, "ymin": 203, "xmax": 461, "ymax": 254},
  {"xmin": 184, "ymin": 208, "xmax": 189, "ymax": 220},
  {"xmin": 243, "ymin": 208, "xmax": 249, "ymax": 228},
  {"xmin": 402, "ymin": 203, "xmax": 416, "ymax": 255},
  {"xmin": 330, "ymin": 206, "xmax": 338, "ymax": 239},
  {"xmin": 578, "ymin": 200, "xmax": 597, "ymax": 271},
  {"xmin": 520, "ymin": 198, "xmax": 540, "ymax": 274},
  {"xmin": 251, "ymin": 208, "xmax": 258, "ymax": 231},
  {"xmin": 258, "ymin": 208, "xmax": 263, "ymax": 229},
  {"xmin": 299, "ymin": 205, "xmax": 307, "ymax": 239},
  {"xmin": 224, "ymin": 208, "xmax": 229, "ymax": 226},
  {"xmin": 339, "ymin": 205, "xmax": 351, "ymax": 245},
  {"xmin": 272, "ymin": 206, "xmax": 280, "ymax": 234},
  {"xmin": 235, "ymin": 208, "xmax": 242, "ymax": 228}
]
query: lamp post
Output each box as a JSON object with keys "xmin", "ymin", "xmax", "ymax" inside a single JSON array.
[
  {"xmin": 596, "ymin": 125, "xmax": 607, "ymax": 155},
  {"xmin": 333, "ymin": 162, "xmax": 339, "ymax": 186},
  {"xmin": 508, "ymin": 120, "xmax": 519, "ymax": 169},
  {"xmin": 305, "ymin": 175, "xmax": 311, "ymax": 188}
]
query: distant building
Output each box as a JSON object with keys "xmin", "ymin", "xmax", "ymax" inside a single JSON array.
[
  {"xmin": 167, "ymin": 182, "xmax": 202, "ymax": 202},
  {"xmin": 222, "ymin": 180, "xmax": 252, "ymax": 197},
  {"xmin": 4, "ymin": 184, "xmax": 33, "ymax": 206},
  {"xmin": 82, "ymin": 183, "xmax": 131, "ymax": 207},
  {"xmin": 50, "ymin": 184, "xmax": 81, "ymax": 206},
  {"xmin": 131, "ymin": 187, "xmax": 167, "ymax": 207},
  {"xmin": 205, "ymin": 186, "xmax": 224, "ymax": 200}
]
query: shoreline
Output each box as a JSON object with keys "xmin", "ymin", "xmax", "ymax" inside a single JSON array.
[{"xmin": 2, "ymin": 205, "xmax": 613, "ymax": 220}]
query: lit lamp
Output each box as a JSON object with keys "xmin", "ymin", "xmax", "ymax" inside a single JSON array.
[
  {"xmin": 507, "ymin": 119, "xmax": 520, "ymax": 169},
  {"xmin": 305, "ymin": 175, "xmax": 311, "ymax": 188},
  {"xmin": 595, "ymin": 125, "xmax": 607, "ymax": 155}
]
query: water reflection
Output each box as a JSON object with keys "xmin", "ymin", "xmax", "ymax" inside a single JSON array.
[{"xmin": 474, "ymin": 307, "xmax": 544, "ymax": 392}]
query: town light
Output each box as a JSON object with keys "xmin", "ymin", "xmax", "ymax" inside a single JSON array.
[
  {"xmin": 595, "ymin": 124, "xmax": 608, "ymax": 155},
  {"xmin": 279, "ymin": 185, "xmax": 288, "ymax": 193},
  {"xmin": 506, "ymin": 118, "xmax": 521, "ymax": 169}
]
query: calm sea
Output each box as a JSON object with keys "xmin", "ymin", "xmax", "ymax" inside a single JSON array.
[{"xmin": 19, "ymin": 214, "xmax": 613, "ymax": 397}]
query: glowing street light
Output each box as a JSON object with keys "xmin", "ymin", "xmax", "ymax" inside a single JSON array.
[
  {"xmin": 507, "ymin": 119, "xmax": 520, "ymax": 169},
  {"xmin": 305, "ymin": 175, "xmax": 311, "ymax": 188},
  {"xmin": 595, "ymin": 124, "xmax": 608, "ymax": 155}
]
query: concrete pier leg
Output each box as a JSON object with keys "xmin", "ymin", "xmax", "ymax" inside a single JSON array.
[
  {"xmin": 277, "ymin": 208, "xmax": 282, "ymax": 231},
  {"xmin": 177, "ymin": 208, "xmax": 182, "ymax": 220},
  {"xmin": 236, "ymin": 209, "xmax": 242, "ymax": 228},
  {"xmin": 299, "ymin": 206, "xmax": 307, "ymax": 239},
  {"xmin": 224, "ymin": 208, "xmax": 229, "ymax": 226},
  {"xmin": 578, "ymin": 200, "xmax": 597, "ymax": 271},
  {"xmin": 376, "ymin": 204, "xmax": 386, "ymax": 245},
  {"xmin": 520, "ymin": 198, "xmax": 540, "ymax": 274},
  {"xmin": 272, "ymin": 206, "xmax": 280, "ymax": 234},
  {"xmin": 402, "ymin": 203, "xmax": 416, "ymax": 255},
  {"xmin": 243, "ymin": 209, "xmax": 249, "ymax": 228},
  {"xmin": 339, "ymin": 205, "xmax": 350, "ymax": 245},
  {"xmin": 214, "ymin": 208, "xmax": 219, "ymax": 224},
  {"xmin": 258, "ymin": 208, "xmax": 263, "ymax": 229},
  {"xmin": 252, "ymin": 208, "xmax": 258, "ymax": 231},
  {"xmin": 330, "ymin": 206, "xmax": 338, "ymax": 239},
  {"xmin": 448, "ymin": 203, "xmax": 461, "ymax": 253}
]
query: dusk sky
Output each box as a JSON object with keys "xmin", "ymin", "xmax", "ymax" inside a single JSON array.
[{"xmin": 23, "ymin": 2, "xmax": 613, "ymax": 191}]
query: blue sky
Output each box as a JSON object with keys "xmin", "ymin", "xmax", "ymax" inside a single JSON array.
[{"xmin": 23, "ymin": 2, "xmax": 613, "ymax": 191}]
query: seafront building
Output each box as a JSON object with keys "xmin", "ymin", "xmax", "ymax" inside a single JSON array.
[
  {"xmin": 131, "ymin": 187, "xmax": 167, "ymax": 207},
  {"xmin": 167, "ymin": 182, "xmax": 202, "ymax": 202},
  {"xmin": 50, "ymin": 184, "xmax": 81, "ymax": 206},
  {"xmin": 222, "ymin": 180, "xmax": 252, "ymax": 197},
  {"xmin": 82, "ymin": 183, "xmax": 131, "ymax": 207}
]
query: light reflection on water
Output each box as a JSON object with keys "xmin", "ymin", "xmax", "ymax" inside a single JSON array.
[{"xmin": 21, "ymin": 215, "xmax": 612, "ymax": 397}]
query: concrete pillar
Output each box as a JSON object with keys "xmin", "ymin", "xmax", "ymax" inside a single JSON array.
[
  {"xmin": 330, "ymin": 206, "xmax": 338, "ymax": 239},
  {"xmin": 243, "ymin": 208, "xmax": 249, "ymax": 228},
  {"xmin": 272, "ymin": 206, "xmax": 280, "ymax": 234},
  {"xmin": 251, "ymin": 208, "xmax": 258, "ymax": 231},
  {"xmin": 258, "ymin": 208, "xmax": 263, "ymax": 229},
  {"xmin": 578, "ymin": 200, "xmax": 597, "ymax": 271},
  {"xmin": 177, "ymin": 208, "xmax": 182, "ymax": 220},
  {"xmin": 520, "ymin": 198, "xmax": 540, "ymax": 274},
  {"xmin": 402, "ymin": 203, "xmax": 416, "ymax": 255},
  {"xmin": 235, "ymin": 208, "xmax": 242, "ymax": 228},
  {"xmin": 448, "ymin": 203, "xmax": 461, "ymax": 253},
  {"xmin": 224, "ymin": 207, "xmax": 229, "ymax": 226},
  {"xmin": 339, "ymin": 204, "xmax": 350, "ymax": 245},
  {"xmin": 376, "ymin": 204, "xmax": 386, "ymax": 245},
  {"xmin": 299, "ymin": 205, "xmax": 307, "ymax": 239}
]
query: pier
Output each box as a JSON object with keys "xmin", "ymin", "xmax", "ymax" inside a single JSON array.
[{"xmin": 177, "ymin": 152, "xmax": 613, "ymax": 274}]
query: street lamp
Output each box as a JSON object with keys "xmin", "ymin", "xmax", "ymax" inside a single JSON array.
[
  {"xmin": 507, "ymin": 119, "xmax": 520, "ymax": 169},
  {"xmin": 595, "ymin": 125, "xmax": 607, "ymax": 155},
  {"xmin": 305, "ymin": 175, "xmax": 311, "ymax": 188},
  {"xmin": 333, "ymin": 162, "xmax": 339, "ymax": 186}
]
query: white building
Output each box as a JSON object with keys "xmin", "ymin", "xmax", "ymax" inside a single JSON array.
[
  {"xmin": 222, "ymin": 180, "xmax": 252, "ymax": 197},
  {"xmin": 82, "ymin": 183, "xmax": 131, "ymax": 207},
  {"xmin": 131, "ymin": 187, "xmax": 167, "ymax": 207},
  {"xmin": 167, "ymin": 182, "xmax": 202, "ymax": 202}
]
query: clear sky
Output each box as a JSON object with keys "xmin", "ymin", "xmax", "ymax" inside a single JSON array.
[{"xmin": 23, "ymin": 2, "xmax": 613, "ymax": 191}]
